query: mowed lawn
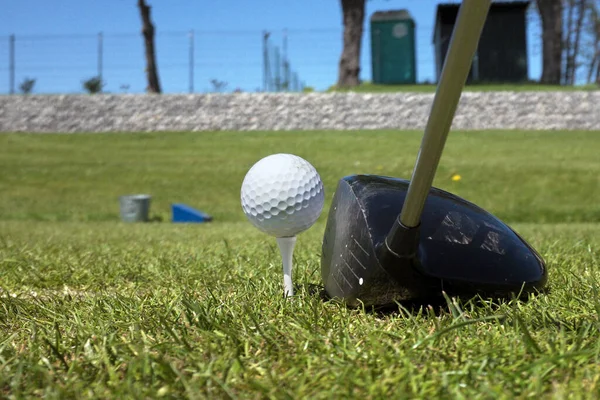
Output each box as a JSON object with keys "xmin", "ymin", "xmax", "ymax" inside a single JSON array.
[{"xmin": 0, "ymin": 130, "xmax": 599, "ymax": 398}]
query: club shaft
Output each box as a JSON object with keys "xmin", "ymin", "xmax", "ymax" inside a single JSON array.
[{"xmin": 399, "ymin": 0, "xmax": 491, "ymax": 228}]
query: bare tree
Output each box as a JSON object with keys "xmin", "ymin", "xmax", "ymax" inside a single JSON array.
[
  {"xmin": 337, "ymin": 0, "xmax": 366, "ymax": 88},
  {"xmin": 570, "ymin": 0, "xmax": 587, "ymax": 84},
  {"xmin": 564, "ymin": 0, "xmax": 587, "ymax": 84},
  {"xmin": 536, "ymin": 0, "xmax": 563, "ymax": 84},
  {"xmin": 588, "ymin": 1, "xmax": 600, "ymax": 84},
  {"xmin": 209, "ymin": 79, "xmax": 228, "ymax": 93},
  {"xmin": 138, "ymin": 0, "xmax": 161, "ymax": 93},
  {"xmin": 19, "ymin": 77, "xmax": 36, "ymax": 94},
  {"xmin": 596, "ymin": 8, "xmax": 600, "ymax": 84},
  {"xmin": 82, "ymin": 76, "xmax": 104, "ymax": 94},
  {"xmin": 564, "ymin": 0, "xmax": 575, "ymax": 83}
]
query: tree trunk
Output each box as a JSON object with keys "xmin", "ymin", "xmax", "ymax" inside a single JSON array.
[
  {"xmin": 589, "ymin": 52, "xmax": 599, "ymax": 83},
  {"xmin": 568, "ymin": 0, "xmax": 587, "ymax": 84},
  {"xmin": 564, "ymin": 0, "xmax": 574, "ymax": 84},
  {"xmin": 537, "ymin": 0, "xmax": 563, "ymax": 84},
  {"xmin": 337, "ymin": 0, "xmax": 365, "ymax": 88},
  {"xmin": 592, "ymin": 1, "xmax": 600, "ymax": 84},
  {"xmin": 138, "ymin": 0, "xmax": 161, "ymax": 94}
]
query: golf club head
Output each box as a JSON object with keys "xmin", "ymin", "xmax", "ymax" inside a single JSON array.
[{"xmin": 321, "ymin": 175, "xmax": 548, "ymax": 307}]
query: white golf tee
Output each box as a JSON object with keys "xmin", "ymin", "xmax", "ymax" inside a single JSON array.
[{"xmin": 276, "ymin": 236, "xmax": 297, "ymax": 297}]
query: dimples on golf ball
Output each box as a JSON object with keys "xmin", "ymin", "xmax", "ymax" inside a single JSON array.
[{"xmin": 241, "ymin": 154, "xmax": 324, "ymax": 237}]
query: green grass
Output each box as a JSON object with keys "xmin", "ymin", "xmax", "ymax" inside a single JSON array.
[
  {"xmin": 1, "ymin": 130, "xmax": 598, "ymax": 224},
  {"xmin": 1, "ymin": 130, "xmax": 600, "ymax": 398},
  {"xmin": 327, "ymin": 82, "xmax": 600, "ymax": 93}
]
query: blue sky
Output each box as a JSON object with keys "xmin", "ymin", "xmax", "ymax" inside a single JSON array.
[{"xmin": 0, "ymin": 0, "xmax": 542, "ymax": 93}]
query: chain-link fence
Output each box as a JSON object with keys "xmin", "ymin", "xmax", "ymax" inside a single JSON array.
[
  {"xmin": 0, "ymin": 22, "xmax": 544, "ymax": 94},
  {"xmin": 262, "ymin": 30, "xmax": 305, "ymax": 92}
]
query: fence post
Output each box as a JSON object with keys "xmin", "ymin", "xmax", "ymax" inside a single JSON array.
[
  {"xmin": 98, "ymin": 32, "xmax": 103, "ymax": 91},
  {"xmin": 262, "ymin": 31, "xmax": 270, "ymax": 91},
  {"xmin": 293, "ymin": 72, "xmax": 298, "ymax": 92},
  {"xmin": 9, "ymin": 34, "xmax": 15, "ymax": 94},
  {"xmin": 274, "ymin": 47, "xmax": 280, "ymax": 92},
  {"xmin": 282, "ymin": 29, "xmax": 288, "ymax": 91},
  {"xmin": 189, "ymin": 29, "xmax": 194, "ymax": 93}
]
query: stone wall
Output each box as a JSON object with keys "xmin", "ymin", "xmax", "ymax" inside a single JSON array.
[{"xmin": 1, "ymin": 92, "xmax": 598, "ymax": 132}]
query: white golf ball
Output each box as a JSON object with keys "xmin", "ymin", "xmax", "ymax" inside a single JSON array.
[{"xmin": 241, "ymin": 153, "xmax": 325, "ymax": 237}]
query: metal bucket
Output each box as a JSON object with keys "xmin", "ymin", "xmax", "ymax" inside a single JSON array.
[{"xmin": 119, "ymin": 194, "xmax": 151, "ymax": 222}]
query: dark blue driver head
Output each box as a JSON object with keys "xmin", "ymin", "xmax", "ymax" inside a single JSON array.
[{"xmin": 321, "ymin": 175, "xmax": 547, "ymax": 307}]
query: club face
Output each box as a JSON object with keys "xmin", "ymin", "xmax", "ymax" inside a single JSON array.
[{"xmin": 321, "ymin": 175, "xmax": 548, "ymax": 307}]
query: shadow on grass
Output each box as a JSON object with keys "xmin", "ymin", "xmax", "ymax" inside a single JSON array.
[{"xmin": 297, "ymin": 282, "xmax": 551, "ymax": 317}]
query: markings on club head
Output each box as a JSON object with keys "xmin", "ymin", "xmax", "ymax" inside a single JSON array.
[
  {"xmin": 339, "ymin": 273, "xmax": 353, "ymax": 289},
  {"xmin": 352, "ymin": 237, "xmax": 369, "ymax": 256},
  {"xmin": 342, "ymin": 257, "xmax": 359, "ymax": 279},
  {"xmin": 348, "ymin": 249, "xmax": 367, "ymax": 270},
  {"xmin": 333, "ymin": 273, "xmax": 345, "ymax": 293}
]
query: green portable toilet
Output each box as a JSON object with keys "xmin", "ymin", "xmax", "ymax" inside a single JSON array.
[{"xmin": 370, "ymin": 10, "xmax": 417, "ymax": 84}]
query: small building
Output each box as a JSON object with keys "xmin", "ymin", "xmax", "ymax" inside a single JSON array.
[
  {"xmin": 370, "ymin": 10, "xmax": 417, "ymax": 84},
  {"xmin": 433, "ymin": 1, "xmax": 530, "ymax": 83}
]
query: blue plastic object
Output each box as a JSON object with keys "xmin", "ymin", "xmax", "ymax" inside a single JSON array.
[{"xmin": 171, "ymin": 203, "xmax": 213, "ymax": 223}]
